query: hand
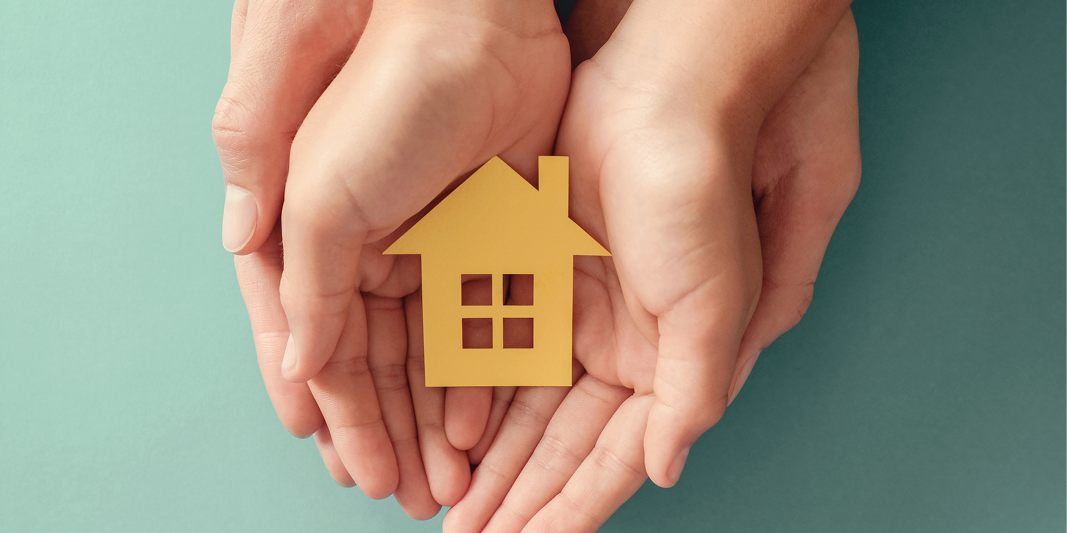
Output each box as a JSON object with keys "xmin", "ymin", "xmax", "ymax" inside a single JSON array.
[
  {"xmin": 444, "ymin": 3, "xmax": 860, "ymax": 532},
  {"xmin": 214, "ymin": 0, "xmax": 571, "ymax": 515}
]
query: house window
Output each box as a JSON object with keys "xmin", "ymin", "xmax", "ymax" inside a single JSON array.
[
  {"xmin": 461, "ymin": 274, "xmax": 492, "ymax": 305},
  {"xmin": 503, "ymin": 317, "xmax": 533, "ymax": 348},
  {"xmin": 505, "ymin": 274, "xmax": 534, "ymax": 305},
  {"xmin": 462, "ymin": 318, "xmax": 493, "ymax": 348},
  {"xmin": 460, "ymin": 274, "xmax": 534, "ymax": 349}
]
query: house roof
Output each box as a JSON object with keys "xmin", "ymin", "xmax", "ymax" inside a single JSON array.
[{"xmin": 384, "ymin": 156, "xmax": 609, "ymax": 261}]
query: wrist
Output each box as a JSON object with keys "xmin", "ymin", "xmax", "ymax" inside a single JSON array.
[
  {"xmin": 377, "ymin": 0, "xmax": 562, "ymax": 39},
  {"xmin": 593, "ymin": 0, "xmax": 852, "ymax": 133}
]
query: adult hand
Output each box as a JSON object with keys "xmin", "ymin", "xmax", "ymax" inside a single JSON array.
[
  {"xmin": 214, "ymin": 0, "xmax": 571, "ymax": 515},
  {"xmin": 444, "ymin": 2, "xmax": 860, "ymax": 532}
]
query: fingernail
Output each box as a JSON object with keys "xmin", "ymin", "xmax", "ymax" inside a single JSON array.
[
  {"xmin": 728, "ymin": 351, "xmax": 761, "ymax": 406},
  {"xmin": 668, "ymin": 446, "xmax": 690, "ymax": 485},
  {"xmin": 281, "ymin": 334, "xmax": 298, "ymax": 378},
  {"xmin": 222, "ymin": 183, "xmax": 257, "ymax": 252}
]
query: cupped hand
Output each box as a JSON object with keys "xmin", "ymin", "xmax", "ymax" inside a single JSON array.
[
  {"xmin": 445, "ymin": 3, "xmax": 860, "ymax": 532},
  {"xmin": 214, "ymin": 0, "xmax": 571, "ymax": 516}
]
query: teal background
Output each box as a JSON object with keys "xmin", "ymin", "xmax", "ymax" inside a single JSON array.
[{"xmin": 1, "ymin": 0, "xmax": 1063, "ymax": 531}]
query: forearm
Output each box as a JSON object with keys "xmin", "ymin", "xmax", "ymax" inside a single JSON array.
[{"xmin": 598, "ymin": 0, "xmax": 853, "ymax": 138}]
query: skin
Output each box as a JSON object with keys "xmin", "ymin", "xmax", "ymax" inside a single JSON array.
[
  {"xmin": 444, "ymin": 5, "xmax": 861, "ymax": 532},
  {"xmin": 217, "ymin": 0, "xmax": 570, "ymax": 516},
  {"xmin": 215, "ymin": 0, "xmax": 859, "ymax": 527}
]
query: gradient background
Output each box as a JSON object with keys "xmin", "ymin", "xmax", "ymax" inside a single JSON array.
[{"xmin": 1, "ymin": 0, "xmax": 1063, "ymax": 531}]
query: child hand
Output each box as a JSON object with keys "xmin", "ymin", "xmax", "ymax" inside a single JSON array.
[
  {"xmin": 214, "ymin": 0, "xmax": 570, "ymax": 514},
  {"xmin": 445, "ymin": 4, "xmax": 860, "ymax": 532}
]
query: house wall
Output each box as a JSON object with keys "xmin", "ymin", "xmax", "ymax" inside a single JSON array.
[{"xmin": 419, "ymin": 255, "xmax": 574, "ymax": 387}]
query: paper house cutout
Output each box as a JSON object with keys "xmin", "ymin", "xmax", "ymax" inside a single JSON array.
[{"xmin": 384, "ymin": 156, "xmax": 609, "ymax": 386}]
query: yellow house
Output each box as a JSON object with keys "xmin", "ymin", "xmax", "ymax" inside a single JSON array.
[{"xmin": 384, "ymin": 156, "xmax": 609, "ymax": 386}]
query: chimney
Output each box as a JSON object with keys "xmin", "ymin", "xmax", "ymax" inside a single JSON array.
[{"xmin": 538, "ymin": 156, "xmax": 569, "ymax": 217}]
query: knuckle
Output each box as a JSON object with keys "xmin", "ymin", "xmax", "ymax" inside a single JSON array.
[
  {"xmin": 390, "ymin": 432, "xmax": 420, "ymax": 452},
  {"xmin": 277, "ymin": 274, "xmax": 294, "ymax": 310},
  {"xmin": 252, "ymin": 330, "xmax": 289, "ymax": 361},
  {"xmin": 471, "ymin": 459, "xmax": 514, "ymax": 493},
  {"xmin": 763, "ymin": 277, "xmax": 816, "ymax": 329},
  {"xmin": 281, "ymin": 182, "xmax": 372, "ymax": 248},
  {"xmin": 574, "ymin": 375, "xmax": 629, "ymax": 406},
  {"xmin": 505, "ymin": 398, "xmax": 551, "ymax": 431},
  {"xmin": 832, "ymin": 162, "xmax": 862, "ymax": 211},
  {"xmin": 369, "ymin": 362, "xmax": 409, "ymax": 395},
  {"xmin": 793, "ymin": 282, "xmax": 816, "ymax": 326},
  {"xmin": 321, "ymin": 355, "xmax": 372, "ymax": 382},
  {"xmin": 587, "ymin": 446, "xmax": 644, "ymax": 485},
  {"xmin": 490, "ymin": 391, "xmax": 513, "ymax": 413},
  {"xmin": 278, "ymin": 267, "xmax": 355, "ymax": 320},
  {"xmin": 415, "ymin": 416, "xmax": 444, "ymax": 434},
  {"xmin": 530, "ymin": 434, "xmax": 582, "ymax": 475},
  {"xmin": 333, "ymin": 410, "xmax": 385, "ymax": 436},
  {"xmin": 336, "ymin": 175, "xmax": 380, "ymax": 233},
  {"xmin": 660, "ymin": 388, "xmax": 727, "ymax": 435},
  {"xmin": 211, "ymin": 90, "xmax": 263, "ymax": 161},
  {"xmin": 278, "ymin": 274, "xmax": 355, "ymax": 318},
  {"xmin": 556, "ymin": 491, "xmax": 603, "ymax": 529},
  {"xmin": 492, "ymin": 501, "xmax": 529, "ymax": 529},
  {"xmin": 405, "ymin": 351, "xmax": 426, "ymax": 374},
  {"xmin": 697, "ymin": 393, "xmax": 729, "ymax": 430},
  {"xmin": 363, "ymin": 293, "xmax": 403, "ymax": 312},
  {"xmin": 822, "ymin": 152, "xmax": 863, "ymax": 212}
]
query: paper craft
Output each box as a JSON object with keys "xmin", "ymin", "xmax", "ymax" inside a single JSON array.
[{"xmin": 384, "ymin": 156, "xmax": 610, "ymax": 386}]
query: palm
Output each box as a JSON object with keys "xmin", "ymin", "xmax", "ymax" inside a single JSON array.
[
  {"xmin": 561, "ymin": 55, "xmax": 761, "ymax": 400},
  {"xmin": 572, "ymin": 257, "xmax": 656, "ymax": 391}
]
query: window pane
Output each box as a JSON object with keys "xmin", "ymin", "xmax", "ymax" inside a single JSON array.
[
  {"xmin": 461, "ymin": 274, "xmax": 492, "ymax": 306},
  {"xmin": 503, "ymin": 317, "xmax": 533, "ymax": 349},
  {"xmin": 505, "ymin": 274, "xmax": 533, "ymax": 306},
  {"xmin": 462, "ymin": 318, "xmax": 492, "ymax": 349}
]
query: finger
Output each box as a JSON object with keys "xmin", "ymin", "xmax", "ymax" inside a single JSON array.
[
  {"xmin": 480, "ymin": 375, "xmax": 630, "ymax": 533},
  {"xmin": 520, "ymin": 394, "xmax": 652, "ymax": 533},
  {"xmin": 364, "ymin": 294, "xmax": 440, "ymax": 519},
  {"xmin": 467, "ymin": 386, "xmax": 517, "ymax": 465},
  {"xmin": 644, "ymin": 279, "xmax": 752, "ymax": 488},
  {"xmin": 306, "ymin": 293, "xmax": 399, "ymax": 500},
  {"xmin": 445, "ymin": 387, "xmax": 493, "ymax": 450},
  {"xmin": 731, "ymin": 10, "xmax": 861, "ymax": 405},
  {"xmin": 234, "ymin": 222, "xmax": 323, "ymax": 437},
  {"xmin": 214, "ymin": 0, "xmax": 370, "ymax": 254},
  {"xmin": 443, "ymin": 386, "xmax": 570, "ymax": 533},
  {"xmin": 405, "ymin": 291, "xmax": 472, "ymax": 507},
  {"xmin": 314, "ymin": 424, "xmax": 356, "ymax": 487},
  {"xmin": 445, "ymin": 274, "xmax": 495, "ymax": 450},
  {"xmin": 458, "ymin": 273, "xmax": 533, "ymax": 458}
]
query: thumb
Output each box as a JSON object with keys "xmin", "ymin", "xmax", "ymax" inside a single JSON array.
[
  {"xmin": 273, "ymin": 32, "xmax": 497, "ymax": 382},
  {"xmin": 644, "ymin": 270, "xmax": 760, "ymax": 488},
  {"xmin": 602, "ymin": 133, "xmax": 763, "ymax": 489},
  {"xmin": 213, "ymin": 0, "xmax": 369, "ymax": 254}
]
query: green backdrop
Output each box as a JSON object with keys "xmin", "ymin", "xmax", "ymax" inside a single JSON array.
[{"xmin": 1, "ymin": 0, "xmax": 1063, "ymax": 531}]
